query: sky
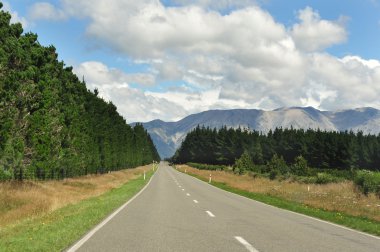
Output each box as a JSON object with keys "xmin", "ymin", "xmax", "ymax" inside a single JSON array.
[{"xmin": 4, "ymin": 0, "xmax": 380, "ymax": 122}]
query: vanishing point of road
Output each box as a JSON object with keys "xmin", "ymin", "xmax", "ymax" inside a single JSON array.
[{"xmin": 68, "ymin": 162, "xmax": 380, "ymax": 252}]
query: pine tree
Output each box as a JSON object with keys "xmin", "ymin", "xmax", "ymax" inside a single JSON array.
[{"xmin": 0, "ymin": 6, "xmax": 160, "ymax": 180}]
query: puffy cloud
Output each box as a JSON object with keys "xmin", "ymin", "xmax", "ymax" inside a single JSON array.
[
  {"xmin": 168, "ymin": 0, "xmax": 258, "ymax": 11},
  {"xmin": 75, "ymin": 61, "xmax": 156, "ymax": 88},
  {"xmin": 32, "ymin": 1, "xmax": 293, "ymax": 61},
  {"xmin": 147, "ymin": 58, "xmax": 184, "ymax": 81},
  {"xmin": 340, "ymin": 55, "xmax": 380, "ymax": 69},
  {"xmin": 74, "ymin": 61, "xmax": 184, "ymax": 122},
  {"xmin": 28, "ymin": 1, "xmax": 380, "ymax": 121},
  {"xmin": 291, "ymin": 7, "xmax": 347, "ymax": 52},
  {"xmin": 146, "ymin": 87, "xmax": 252, "ymax": 115},
  {"xmin": 2, "ymin": 1, "xmax": 28, "ymax": 28},
  {"xmin": 104, "ymin": 86, "xmax": 187, "ymax": 122},
  {"xmin": 73, "ymin": 61, "xmax": 254, "ymax": 122},
  {"xmin": 28, "ymin": 2, "xmax": 67, "ymax": 21},
  {"xmin": 305, "ymin": 54, "xmax": 380, "ymax": 110}
]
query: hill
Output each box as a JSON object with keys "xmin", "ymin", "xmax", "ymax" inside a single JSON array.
[{"xmin": 135, "ymin": 107, "xmax": 380, "ymax": 158}]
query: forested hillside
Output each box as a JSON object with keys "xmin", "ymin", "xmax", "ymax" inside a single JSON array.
[
  {"xmin": 172, "ymin": 126, "xmax": 380, "ymax": 171},
  {"xmin": 0, "ymin": 4, "xmax": 160, "ymax": 180},
  {"xmin": 138, "ymin": 107, "xmax": 380, "ymax": 159}
]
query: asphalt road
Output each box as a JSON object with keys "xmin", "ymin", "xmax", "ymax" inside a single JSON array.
[{"xmin": 70, "ymin": 162, "xmax": 380, "ymax": 252}]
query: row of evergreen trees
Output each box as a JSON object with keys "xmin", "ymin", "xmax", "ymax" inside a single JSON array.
[
  {"xmin": 0, "ymin": 5, "xmax": 160, "ymax": 180},
  {"xmin": 172, "ymin": 126, "xmax": 380, "ymax": 171}
]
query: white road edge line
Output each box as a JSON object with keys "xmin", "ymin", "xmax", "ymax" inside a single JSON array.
[
  {"xmin": 67, "ymin": 167, "xmax": 158, "ymax": 252},
  {"xmin": 193, "ymin": 200, "xmax": 198, "ymax": 203},
  {"xmin": 235, "ymin": 236, "xmax": 259, "ymax": 252},
  {"xmin": 173, "ymin": 167, "xmax": 380, "ymax": 240},
  {"xmin": 206, "ymin": 210, "xmax": 215, "ymax": 217}
]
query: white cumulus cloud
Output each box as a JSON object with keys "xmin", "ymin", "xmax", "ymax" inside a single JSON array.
[
  {"xmin": 74, "ymin": 61, "xmax": 184, "ymax": 122},
  {"xmin": 26, "ymin": 1, "xmax": 380, "ymax": 121},
  {"xmin": 75, "ymin": 61, "xmax": 156, "ymax": 90},
  {"xmin": 168, "ymin": 0, "xmax": 258, "ymax": 11},
  {"xmin": 291, "ymin": 7, "xmax": 347, "ymax": 52},
  {"xmin": 28, "ymin": 2, "xmax": 67, "ymax": 21}
]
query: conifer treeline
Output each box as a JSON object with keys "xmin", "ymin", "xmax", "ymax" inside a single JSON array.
[
  {"xmin": 0, "ymin": 5, "xmax": 160, "ymax": 180},
  {"xmin": 172, "ymin": 126, "xmax": 380, "ymax": 171}
]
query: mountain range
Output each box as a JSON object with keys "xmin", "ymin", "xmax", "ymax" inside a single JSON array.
[{"xmin": 133, "ymin": 107, "xmax": 380, "ymax": 158}]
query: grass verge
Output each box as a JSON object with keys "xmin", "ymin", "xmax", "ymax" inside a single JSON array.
[
  {"xmin": 0, "ymin": 170, "xmax": 154, "ymax": 252},
  {"xmin": 179, "ymin": 169, "xmax": 380, "ymax": 237}
]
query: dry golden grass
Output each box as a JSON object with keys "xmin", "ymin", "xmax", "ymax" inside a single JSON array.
[
  {"xmin": 0, "ymin": 165, "xmax": 151, "ymax": 227},
  {"xmin": 178, "ymin": 165, "xmax": 380, "ymax": 222}
]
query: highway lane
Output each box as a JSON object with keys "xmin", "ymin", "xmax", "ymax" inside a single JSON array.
[{"xmin": 70, "ymin": 162, "xmax": 380, "ymax": 252}]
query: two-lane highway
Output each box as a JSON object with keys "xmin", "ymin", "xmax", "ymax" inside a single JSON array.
[{"xmin": 69, "ymin": 162, "xmax": 380, "ymax": 251}]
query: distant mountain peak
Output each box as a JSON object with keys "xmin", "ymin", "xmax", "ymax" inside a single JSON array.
[{"xmin": 133, "ymin": 107, "xmax": 380, "ymax": 158}]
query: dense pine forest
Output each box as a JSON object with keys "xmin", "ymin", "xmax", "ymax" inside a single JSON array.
[
  {"xmin": 0, "ymin": 4, "xmax": 160, "ymax": 180},
  {"xmin": 172, "ymin": 126, "xmax": 380, "ymax": 171}
]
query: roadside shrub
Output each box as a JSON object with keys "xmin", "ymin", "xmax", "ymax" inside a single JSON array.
[
  {"xmin": 328, "ymin": 169, "xmax": 355, "ymax": 180},
  {"xmin": 234, "ymin": 151, "xmax": 254, "ymax": 175},
  {"xmin": 233, "ymin": 167, "xmax": 242, "ymax": 175},
  {"xmin": 315, "ymin": 173, "xmax": 338, "ymax": 184},
  {"xmin": 269, "ymin": 170, "xmax": 278, "ymax": 180},
  {"xmin": 291, "ymin": 155, "xmax": 309, "ymax": 176},
  {"xmin": 186, "ymin": 162, "xmax": 226, "ymax": 171},
  {"xmin": 266, "ymin": 154, "xmax": 289, "ymax": 175},
  {"xmin": 354, "ymin": 170, "xmax": 380, "ymax": 196},
  {"xmin": 294, "ymin": 176, "xmax": 317, "ymax": 184},
  {"xmin": 0, "ymin": 168, "xmax": 13, "ymax": 181},
  {"xmin": 248, "ymin": 172, "xmax": 259, "ymax": 179}
]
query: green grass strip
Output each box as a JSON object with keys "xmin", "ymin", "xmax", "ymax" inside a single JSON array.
[
  {"xmin": 0, "ymin": 170, "xmax": 154, "ymax": 252},
  {"xmin": 183, "ymin": 171, "xmax": 380, "ymax": 237}
]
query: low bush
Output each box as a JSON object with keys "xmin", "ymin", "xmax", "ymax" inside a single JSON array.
[
  {"xmin": 233, "ymin": 151, "xmax": 254, "ymax": 175},
  {"xmin": 269, "ymin": 170, "xmax": 278, "ymax": 180},
  {"xmin": 315, "ymin": 173, "xmax": 338, "ymax": 184},
  {"xmin": 291, "ymin": 155, "xmax": 310, "ymax": 176},
  {"xmin": 310, "ymin": 168, "xmax": 354, "ymax": 180},
  {"xmin": 354, "ymin": 170, "xmax": 380, "ymax": 196},
  {"xmin": 0, "ymin": 168, "xmax": 13, "ymax": 181},
  {"xmin": 293, "ymin": 176, "xmax": 317, "ymax": 184},
  {"xmin": 186, "ymin": 162, "xmax": 227, "ymax": 171},
  {"xmin": 266, "ymin": 154, "xmax": 289, "ymax": 175}
]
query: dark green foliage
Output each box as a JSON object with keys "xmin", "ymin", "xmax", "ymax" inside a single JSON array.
[
  {"xmin": 187, "ymin": 162, "xmax": 227, "ymax": 171},
  {"xmin": 0, "ymin": 6, "xmax": 160, "ymax": 180},
  {"xmin": 266, "ymin": 154, "xmax": 289, "ymax": 176},
  {"xmin": 234, "ymin": 151, "xmax": 254, "ymax": 175},
  {"xmin": 0, "ymin": 166, "xmax": 11, "ymax": 180},
  {"xmin": 315, "ymin": 173, "xmax": 338, "ymax": 184},
  {"xmin": 291, "ymin": 155, "xmax": 309, "ymax": 176},
  {"xmin": 354, "ymin": 170, "xmax": 380, "ymax": 196},
  {"xmin": 172, "ymin": 126, "xmax": 380, "ymax": 174}
]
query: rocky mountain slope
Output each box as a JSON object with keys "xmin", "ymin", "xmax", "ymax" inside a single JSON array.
[{"xmin": 133, "ymin": 107, "xmax": 380, "ymax": 158}]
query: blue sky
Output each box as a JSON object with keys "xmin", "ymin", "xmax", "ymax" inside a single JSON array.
[
  {"xmin": 4, "ymin": 0, "xmax": 380, "ymax": 122},
  {"xmin": 264, "ymin": 0, "xmax": 380, "ymax": 59}
]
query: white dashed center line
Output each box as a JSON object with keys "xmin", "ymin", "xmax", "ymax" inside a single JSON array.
[
  {"xmin": 206, "ymin": 211, "xmax": 215, "ymax": 217},
  {"xmin": 186, "ymin": 193, "xmax": 190, "ymax": 196},
  {"xmin": 193, "ymin": 200, "xmax": 198, "ymax": 203},
  {"xmin": 235, "ymin": 236, "xmax": 259, "ymax": 252}
]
